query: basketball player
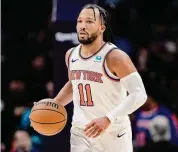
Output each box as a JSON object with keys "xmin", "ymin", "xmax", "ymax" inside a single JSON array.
[{"xmin": 53, "ymin": 4, "xmax": 147, "ymax": 152}]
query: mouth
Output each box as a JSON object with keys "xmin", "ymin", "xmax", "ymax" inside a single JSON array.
[
  {"xmin": 79, "ymin": 32, "xmax": 88, "ymax": 36},
  {"xmin": 79, "ymin": 34, "xmax": 87, "ymax": 36}
]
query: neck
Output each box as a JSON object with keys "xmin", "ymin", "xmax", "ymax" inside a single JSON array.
[{"xmin": 81, "ymin": 37, "xmax": 105, "ymax": 57}]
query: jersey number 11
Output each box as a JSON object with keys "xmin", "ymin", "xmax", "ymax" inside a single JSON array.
[{"xmin": 78, "ymin": 83, "xmax": 94, "ymax": 106}]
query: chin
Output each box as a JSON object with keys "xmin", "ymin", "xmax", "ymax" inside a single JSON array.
[
  {"xmin": 79, "ymin": 37, "xmax": 87, "ymax": 41},
  {"xmin": 79, "ymin": 40, "xmax": 92, "ymax": 45}
]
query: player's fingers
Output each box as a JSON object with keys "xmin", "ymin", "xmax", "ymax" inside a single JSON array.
[
  {"xmin": 89, "ymin": 128, "xmax": 100, "ymax": 138},
  {"xmin": 85, "ymin": 125, "xmax": 97, "ymax": 136},
  {"xmin": 92, "ymin": 129, "xmax": 103, "ymax": 138},
  {"xmin": 84, "ymin": 121, "xmax": 95, "ymax": 132},
  {"xmin": 88, "ymin": 127, "xmax": 98, "ymax": 138}
]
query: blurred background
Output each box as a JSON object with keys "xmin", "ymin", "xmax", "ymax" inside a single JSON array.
[{"xmin": 1, "ymin": 0, "xmax": 178, "ymax": 152}]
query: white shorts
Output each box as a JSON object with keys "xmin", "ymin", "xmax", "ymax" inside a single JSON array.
[{"xmin": 70, "ymin": 125, "xmax": 133, "ymax": 152}]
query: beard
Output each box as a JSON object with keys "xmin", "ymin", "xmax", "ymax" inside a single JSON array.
[{"xmin": 78, "ymin": 31, "xmax": 98, "ymax": 45}]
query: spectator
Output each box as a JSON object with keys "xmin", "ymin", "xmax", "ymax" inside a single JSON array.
[
  {"xmin": 132, "ymin": 91, "xmax": 178, "ymax": 149},
  {"xmin": 11, "ymin": 130, "xmax": 40, "ymax": 152},
  {"xmin": 20, "ymin": 107, "xmax": 43, "ymax": 150}
]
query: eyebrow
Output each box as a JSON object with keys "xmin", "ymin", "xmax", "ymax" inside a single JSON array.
[{"xmin": 77, "ymin": 17, "xmax": 95, "ymax": 20}]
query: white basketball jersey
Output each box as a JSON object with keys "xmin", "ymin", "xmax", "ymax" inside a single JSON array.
[{"xmin": 69, "ymin": 42, "xmax": 130, "ymax": 132}]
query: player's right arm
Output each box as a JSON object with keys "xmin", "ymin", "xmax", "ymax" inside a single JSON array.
[{"xmin": 54, "ymin": 49, "xmax": 73, "ymax": 106}]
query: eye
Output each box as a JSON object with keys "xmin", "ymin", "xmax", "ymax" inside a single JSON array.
[
  {"xmin": 86, "ymin": 20, "xmax": 93, "ymax": 23},
  {"xmin": 77, "ymin": 20, "xmax": 82, "ymax": 23}
]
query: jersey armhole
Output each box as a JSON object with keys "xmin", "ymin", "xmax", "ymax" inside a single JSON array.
[
  {"xmin": 68, "ymin": 47, "xmax": 75, "ymax": 69},
  {"xmin": 102, "ymin": 48, "xmax": 120, "ymax": 82}
]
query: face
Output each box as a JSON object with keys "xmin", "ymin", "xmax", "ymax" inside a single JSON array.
[
  {"xmin": 77, "ymin": 8, "xmax": 105, "ymax": 45},
  {"xmin": 14, "ymin": 130, "xmax": 31, "ymax": 151}
]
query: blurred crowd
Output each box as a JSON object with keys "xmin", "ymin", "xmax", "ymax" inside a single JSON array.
[
  {"xmin": 1, "ymin": 0, "xmax": 178, "ymax": 152},
  {"xmin": 1, "ymin": 0, "xmax": 53, "ymax": 151}
]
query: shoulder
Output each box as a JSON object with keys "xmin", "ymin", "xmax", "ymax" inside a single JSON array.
[
  {"xmin": 65, "ymin": 47, "xmax": 75, "ymax": 67},
  {"xmin": 65, "ymin": 47, "xmax": 75, "ymax": 58},
  {"xmin": 105, "ymin": 48, "xmax": 136, "ymax": 78},
  {"xmin": 106, "ymin": 48, "xmax": 131, "ymax": 65}
]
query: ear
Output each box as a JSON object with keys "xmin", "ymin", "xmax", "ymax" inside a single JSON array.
[{"xmin": 100, "ymin": 25, "xmax": 106, "ymax": 33}]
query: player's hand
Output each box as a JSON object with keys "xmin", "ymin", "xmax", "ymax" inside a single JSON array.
[{"xmin": 84, "ymin": 116, "xmax": 111, "ymax": 138}]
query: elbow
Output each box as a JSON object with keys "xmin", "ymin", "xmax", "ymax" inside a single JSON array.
[
  {"xmin": 143, "ymin": 93, "xmax": 147, "ymax": 104},
  {"xmin": 134, "ymin": 91, "xmax": 147, "ymax": 107},
  {"xmin": 140, "ymin": 91, "xmax": 147, "ymax": 106}
]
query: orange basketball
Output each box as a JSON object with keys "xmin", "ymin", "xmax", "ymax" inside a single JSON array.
[{"xmin": 29, "ymin": 98, "xmax": 67, "ymax": 136}]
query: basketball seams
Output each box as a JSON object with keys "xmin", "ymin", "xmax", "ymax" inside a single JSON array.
[
  {"xmin": 30, "ymin": 118, "xmax": 66, "ymax": 124},
  {"xmin": 35, "ymin": 124, "xmax": 66, "ymax": 136},
  {"xmin": 31, "ymin": 120, "xmax": 67, "ymax": 136},
  {"xmin": 31, "ymin": 108, "xmax": 66, "ymax": 118},
  {"xmin": 30, "ymin": 109, "xmax": 67, "ymax": 124}
]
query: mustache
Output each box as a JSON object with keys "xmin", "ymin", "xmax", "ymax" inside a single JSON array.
[
  {"xmin": 78, "ymin": 30, "xmax": 89, "ymax": 35},
  {"xmin": 78, "ymin": 28, "xmax": 99, "ymax": 37}
]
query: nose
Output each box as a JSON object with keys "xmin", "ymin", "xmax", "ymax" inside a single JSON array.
[
  {"xmin": 80, "ymin": 27, "xmax": 86, "ymax": 31},
  {"xmin": 79, "ymin": 22, "xmax": 86, "ymax": 31}
]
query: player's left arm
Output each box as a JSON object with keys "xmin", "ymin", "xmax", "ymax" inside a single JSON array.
[
  {"xmin": 105, "ymin": 49, "xmax": 147, "ymax": 122},
  {"xmin": 84, "ymin": 49, "xmax": 147, "ymax": 138}
]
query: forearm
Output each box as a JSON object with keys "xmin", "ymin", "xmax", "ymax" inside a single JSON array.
[
  {"xmin": 106, "ymin": 72, "xmax": 147, "ymax": 122},
  {"xmin": 54, "ymin": 81, "xmax": 73, "ymax": 106}
]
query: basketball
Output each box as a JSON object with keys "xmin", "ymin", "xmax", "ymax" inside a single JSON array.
[{"xmin": 29, "ymin": 98, "xmax": 67, "ymax": 136}]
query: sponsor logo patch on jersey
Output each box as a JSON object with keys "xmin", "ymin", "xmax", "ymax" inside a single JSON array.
[{"xmin": 94, "ymin": 56, "xmax": 102, "ymax": 62}]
